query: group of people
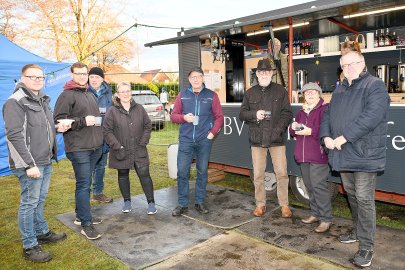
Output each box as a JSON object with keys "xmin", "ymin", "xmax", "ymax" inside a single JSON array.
[{"xmin": 4, "ymin": 39, "xmax": 389, "ymax": 268}]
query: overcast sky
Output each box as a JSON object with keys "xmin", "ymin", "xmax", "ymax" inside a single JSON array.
[{"xmin": 122, "ymin": 0, "xmax": 311, "ymax": 71}]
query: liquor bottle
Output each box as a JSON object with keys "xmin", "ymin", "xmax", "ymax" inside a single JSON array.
[
  {"xmin": 285, "ymin": 42, "xmax": 289, "ymax": 54},
  {"xmin": 385, "ymin": 28, "xmax": 391, "ymax": 46},
  {"xmin": 391, "ymin": 32, "xmax": 397, "ymax": 46},
  {"xmin": 374, "ymin": 30, "xmax": 379, "ymax": 47},
  {"xmin": 293, "ymin": 39, "xmax": 297, "ymax": 55},
  {"xmin": 305, "ymin": 42, "xmax": 309, "ymax": 54},
  {"xmin": 296, "ymin": 39, "xmax": 301, "ymax": 55},
  {"xmin": 379, "ymin": 29, "xmax": 385, "ymax": 47},
  {"xmin": 301, "ymin": 41, "xmax": 305, "ymax": 55}
]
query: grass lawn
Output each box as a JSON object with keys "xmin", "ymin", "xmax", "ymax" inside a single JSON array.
[{"xmin": 1, "ymin": 142, "xmax": 404, "ymax": 269}]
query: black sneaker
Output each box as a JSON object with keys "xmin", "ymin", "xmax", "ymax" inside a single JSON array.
[
  {"xmin": 74, "ymin": 217, "xmax": 103, "ymax": 226},
  {"xmin": 194, "ymin": 203, "xmax": 209, "ymax": 214},
  {"xmin": 351, "ymin": 249, "xmax": 374, "ymax": 267},
  {"xmin": 23, "ymin": 245, "xmax": 52, "ymax": 263},
  {"xmin": 172, "ymin": 206, "xmax": 188, "ymax": 216},
  {"xmin": 81, "ymin": 224, "xmax": 101, "ymax": 240},
  {"xmin": 338, "ymin": 232, "xmax": 358, "ymax": 244},
  {"xmin": 37, "ymin": 230, "xmax": 67, "ymax": 244}
]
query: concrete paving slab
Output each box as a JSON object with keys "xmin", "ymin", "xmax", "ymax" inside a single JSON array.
[
  {"xmin": 57, "ymin": 198, "xmax": 221, "ymax": 269},
  {"xmin": 147, "ymin": 230, "xmax": 345, "ymax": 270},
  {"xmin": 238, "ymin": 206, "xmax": 405, "ymax": 270},
  {"xmin": 150, "ymin": 183, "xmax": 275, "ymax": 229}
]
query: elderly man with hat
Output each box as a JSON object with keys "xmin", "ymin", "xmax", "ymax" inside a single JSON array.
[
  {"xmin": 289, "ymin": 82, "xmax": 332, "ymax": 233},
  {"xmin": 240, "ymin": 59, "xmax": 293, "ymax": 218},
  {"xmin": 88, "ymin": 67, "xmax": 113, "ymax": 203}
]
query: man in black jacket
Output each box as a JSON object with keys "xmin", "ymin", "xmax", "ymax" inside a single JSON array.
[
  {"xmin": 3, "ymin": 64, "xmax": 68, "ymax": 262},
  {"xmin": 239, "ymin": 59, "xmax": 293, "ymax": 218},
  {"xmin": 320, "ymin": 43, "xmax": 390, "ymax": 268},
  {"xmin": 54, "ymin": 62, "xmax": 104, "ymax": 240}
]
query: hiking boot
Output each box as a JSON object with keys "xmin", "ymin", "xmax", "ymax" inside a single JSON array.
[
  {"xmin": 281, "ymin": 205, "xmax": 292, "ymax": 218},
  {"xmin": 23, "ymin": 245, "xmax": 52, "ymax": 263},
  {"xmin": 338, "ymin": 232, "xmax": 359, "ymax": 244},
  {"xmin": 252, "ymin": 206, "xmax": 266, "ymax": 217},
  {"xmin": 301, "ymin": 216, "xmax": 320, "ymax": 224},
  {"xmin": 195, "ymin": 203, "xmax": 209, "ymax": 214},
  {"xmin": 147, "ymin": 203, "xmax": 157, "ymax": 215},
  {"xmin": 37, "ymin": 230, "xmax": 67, "ymax": 244},
  {"xmin": 81, "ymin": 224, "xmax": 101, "ymax": 240},
  {"xmin": 92, "ymin": 194, "xmax": 113, "ymax": 203},
  {"xmin": 315, "ymin": 222, "xmax": 332, "ymax": 233},
  {"xmin": 122, "ymin": 201, "xmax": 132, "ymax": 213},
  {"xmin": 172, "ymin": 206, "xmax": 188, "ymax": 216},
  {"xmin": 351, "ymin": 249, "xmax": 374, "ymax": 267},
  {"xmin": 74, "ymin": 217, "xmax": 103, "ymax": 226}
]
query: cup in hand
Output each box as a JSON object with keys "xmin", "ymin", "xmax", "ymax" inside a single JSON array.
[
  {"xmin": 294, "ymin": 123, "xmax": 304, "ymax": 131},
  {"xmin": 264, "ymin": 111, "xmax": 271, "ymax": 120},
  {"xmin": 193, "ymin": 115, "xmax": 199, "ymax": 126},
  {"xmin": 99, "ymin": 107, "xmax": 107, "ymax": 115},
  {"xmin": 95, "ymin": 116, "xmax": 102, "ymax": 126}
]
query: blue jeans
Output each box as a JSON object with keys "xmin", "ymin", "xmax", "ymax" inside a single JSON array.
[
  {"xmin": 340, "ymin": 172, "xmax": 377, "ymax": 250},
  {"xmin": 66, "ymin": 147, "xmax": 102, "ymax": 227},
  {"xmin": 177, "ymin": 138, "xmax": 213, "ymax": 207},
  {"xmin": 13, "ymin": 165, "xmax": 52, "ymax": 249},
  {"xmin": 92, "ymin": 152, "xmax": 108, "ymax": 195}
]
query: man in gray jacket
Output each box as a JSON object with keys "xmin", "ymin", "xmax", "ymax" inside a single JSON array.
[{"xmin": 3, "ymin": 64, "xmax": 69, "ymax": 262}]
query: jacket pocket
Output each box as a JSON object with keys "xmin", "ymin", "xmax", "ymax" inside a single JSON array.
[
  {"xmin": 115, "ymin": 147, "xmax": 126, "ymax": 161},
  {"xmin": 135, "ymin": 145, "xmax": 148, "ymax": 158},
  {"xmin": 248, "ymin": 99, "xmax": 260, "ymax": 111}
]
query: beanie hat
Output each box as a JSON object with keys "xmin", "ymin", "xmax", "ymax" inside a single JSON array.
[
  {"xmin": 256, "ymin": 59, "xmax": 276, "ymax": 71},
  {"xmin": 300, "ymin": 82, "xmax": 322, "ymax": 94},
  {"xmin": 88, "ymin": 67, "xmax": 105, "ymax": 78}
]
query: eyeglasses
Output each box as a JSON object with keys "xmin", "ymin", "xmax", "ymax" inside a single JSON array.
[
  {"xmin": 189, "ymin": 75, "xmax": 203, "ymax": 80},
  {"xmin": 24, "ymin": 75, "xmax": 45, "ymax": 81},
  {"xmin": 341, "ymin": 61, "xmax": 363, "ymax": 69},
  {"xmin": 304, "ymin": 90, "xmax": 319, "ymax": 96},
  {"xmin": 73, "ymin": 73, "xmax": 88, "ymax": 76},
  {"xmin": 117, "ymin": 91, "xmax": 131, "ymax": 95},
  {"xmin": 257, "ymin": 70, "xmax": 271, "ymax": 76}
]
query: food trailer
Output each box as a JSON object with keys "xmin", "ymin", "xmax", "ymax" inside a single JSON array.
[{"xmin": 146, "ymin": 0, "xmax": 405, "ymax": 205}]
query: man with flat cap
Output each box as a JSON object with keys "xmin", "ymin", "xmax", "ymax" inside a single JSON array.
[{"xmin": 239, "ymin": 59, "xmax": 293, "ymax": 218}]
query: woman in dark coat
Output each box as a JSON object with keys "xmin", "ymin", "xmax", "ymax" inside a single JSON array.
[{"xmin": 103, "ymin": 82, "xmax": 156, "ymax": 214}]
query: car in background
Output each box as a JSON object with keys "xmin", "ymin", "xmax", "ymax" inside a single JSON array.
[{"xmin": 132, "ymin": 90, "xmax": 165, "ymax": 129}]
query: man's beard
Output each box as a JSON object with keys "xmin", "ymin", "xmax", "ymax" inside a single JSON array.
[{"xmin": 258, "ymin": 76, "xmax": 271, "ymax": 87}]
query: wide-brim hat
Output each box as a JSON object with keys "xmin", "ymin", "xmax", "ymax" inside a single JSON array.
[{"xmin": 256, "ymin": 59, "xmax": 275, "ymax": 71}]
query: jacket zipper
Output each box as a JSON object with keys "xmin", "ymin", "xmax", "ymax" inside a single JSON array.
[
  {"xmin": 39, "ymin": 99, "xmax": 53, "ymax": 161},
  {"xmin": 192, "ymin": 89, "xmax": 199, "ymax": 142}
]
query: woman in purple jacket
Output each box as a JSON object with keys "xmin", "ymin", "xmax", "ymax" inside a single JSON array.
[{"xmin": 289, "ymin": 82, "xmax": 332, "ymax": 233}]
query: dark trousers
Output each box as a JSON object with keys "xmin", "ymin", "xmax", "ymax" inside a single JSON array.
[
  {"xmin": 300, "ymin": 163, "xmax": 332, "ymax": 222},
  {"xmin": 340, "ymin": 171, "xmax": 377, "ymax": 250},
  {"xmin": 117, "ymin": 163, "xmax": 155, "ymax": 203}
]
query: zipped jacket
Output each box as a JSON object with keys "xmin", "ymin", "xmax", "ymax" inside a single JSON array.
[
  {"xmin": 320, "ymin": 71, "xmax": 390, "ymax": 172},
  {"xmin": 53, "ymin": 80, "xmax": 103, "ymax": 153},
  {"xmin": 289, "ymin": 99, "xmax": 328, "ymax": 164},
  {"xmin": 170, "ymin": 86, "xmax": 224, "ymax": 143},
  {"xmin": 239, "ymin": 82, "xmax": 292, "ymax": 147},
  {"xmin": 3, "ymin": 82, "xmax": 57, "ymax": 169}
]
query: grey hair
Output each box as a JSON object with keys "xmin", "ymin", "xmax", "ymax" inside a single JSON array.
[
  {"xmin": 117, "ymin": 81, "xmax": 131, "ymax": 91},
  {"xmin": 339, "ymin": 51, "xmax": 365, "ymax": 65}
]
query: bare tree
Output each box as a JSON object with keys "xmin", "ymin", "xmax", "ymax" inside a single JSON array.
[
  {"xmin": 9, "ymin": 0, "xmax": 134, "ymax": 64},
  {"xmin": 0, "ymin": 1, "xmax": 18, "ymax": 40}
]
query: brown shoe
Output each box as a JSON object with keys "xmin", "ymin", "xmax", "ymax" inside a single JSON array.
[
  {"xmin": 92, "ymin": 194, "xmax": 113, "ymax": 203},
  {"xmin": 301, "ymin": 216, "xmax": 320, "ymax": 224},
  {"xmin": 315, "ymin": 222, "xmax": 332, "ymax": 233},
  {"xmin": 281, "ymin": 205, "xmax": 292, "ymax": 218},
  {"xmin": 252, "ymin": 206, "xmax": 266, "ymax": 217}
]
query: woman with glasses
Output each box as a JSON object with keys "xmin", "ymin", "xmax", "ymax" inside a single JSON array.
[
  {"xmin": 320, "ymin": 41, "xmax": 390, "ymax": 268},
  {"xmin": 102, "ymin": 82, "xmax": 157, "ymax": 214},
  {"xmin": 289, "ymin": 82, "xmax": 332, "ymax": 233}
]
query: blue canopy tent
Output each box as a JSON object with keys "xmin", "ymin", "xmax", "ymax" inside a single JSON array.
[{"xmin": 0, "ymin": 34, "xmax": 71, "ymax": 176}]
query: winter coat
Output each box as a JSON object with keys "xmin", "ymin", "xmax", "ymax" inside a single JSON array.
[
  {"xmin": 53, "ymin": 80, "xmax": 103, "ymax": 153},
  {"xmin": 320, "ymin": 71, "xmax": 390, "ymax": 172},
  {"xmin": 3, "ymin": 82, "xmax": 57, "ymax": 169},
  {"xmin": 89, "ymin": 81, "xmax": 113, "ymax": 154},
  {"xmin": 103, "ymin": 98, "xmax": 152, "ymax": 169},
  {"xmin": 239, "ymin": 82, "xmax": 293, "ymax": 147},
  {"xmin": 289, "ymin": 99, "xmax": 328, "ymax": 164},
  {"xmin": 170, "ymin": 86, "xmax": 224, "ymax": 143}
]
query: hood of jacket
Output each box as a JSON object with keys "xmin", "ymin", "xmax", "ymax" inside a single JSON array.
[
  {"xmin": 63, "ymin": 80, "xmax": 88, "ymax": 91},
  {"xmin": 14, "ymin": 82, "xmax": 49, "ymax": 102}
]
